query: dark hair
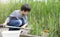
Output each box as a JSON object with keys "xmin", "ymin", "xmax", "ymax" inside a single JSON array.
[{"xmin": 21, "ymin": 4, "xmax": 31, "ymax": 12}]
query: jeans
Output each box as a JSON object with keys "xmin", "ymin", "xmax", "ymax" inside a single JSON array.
[{"xmin": 7, "ymin": 18, "xmax": 25, "ymax": 30}]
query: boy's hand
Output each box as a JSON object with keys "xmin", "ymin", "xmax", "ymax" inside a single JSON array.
[
  {"xmin": 0, "ymin": 24, "xmax": 6, "ymax": 28},
  {"xmin": 2, "ymin": 22, "xmax": 7, "ymax": 27},
  {"xmin": 3, "ymin": 22, "xmax": 8, "ymax": 25},
  {"xmin": 21, "ymin": 23, "xmax": 28, "ymax": 28}
]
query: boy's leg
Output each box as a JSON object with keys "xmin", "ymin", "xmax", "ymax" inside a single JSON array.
[{"xmin": 7, "ymin": 20, "xmax": 22, "ymax": 30}]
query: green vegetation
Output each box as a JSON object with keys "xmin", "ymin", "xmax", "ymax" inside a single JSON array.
[{"xmin": 0, "ymin": 0, "xmax": 59, "ymax": 37}]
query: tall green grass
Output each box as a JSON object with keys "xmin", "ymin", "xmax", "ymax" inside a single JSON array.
[{"xmin": 0, "ymin": 0, "xmax": 59, "ymax": 37}]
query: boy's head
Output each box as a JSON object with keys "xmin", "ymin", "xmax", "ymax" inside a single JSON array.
[{"xmin": 21, "ymin": 4, "xmax": 31, "ymax": 15}]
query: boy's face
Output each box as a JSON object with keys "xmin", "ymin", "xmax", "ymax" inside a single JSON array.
[{"xmin": 21, "ymin": 10, "xmax": 29, "ymax": 16}]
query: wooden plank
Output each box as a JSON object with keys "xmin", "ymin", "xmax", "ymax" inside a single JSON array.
[{"xmin": 20, "ymin": 34, "xmax": 41, "ymax": 37}]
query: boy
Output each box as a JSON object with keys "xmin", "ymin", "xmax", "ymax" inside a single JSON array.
[{"xmin": 3, "ymin": 4, "xmax": 31, "ymax": 30}]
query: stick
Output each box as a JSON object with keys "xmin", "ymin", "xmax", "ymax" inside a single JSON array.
[{"xmin": 0, "ymin": 24, "xmax": 31, "ymax": 30}]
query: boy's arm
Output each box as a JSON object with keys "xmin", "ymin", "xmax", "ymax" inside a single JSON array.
[{"xmin": 21, "ymin": 23, "xmax": 28, "ymax": 28}]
